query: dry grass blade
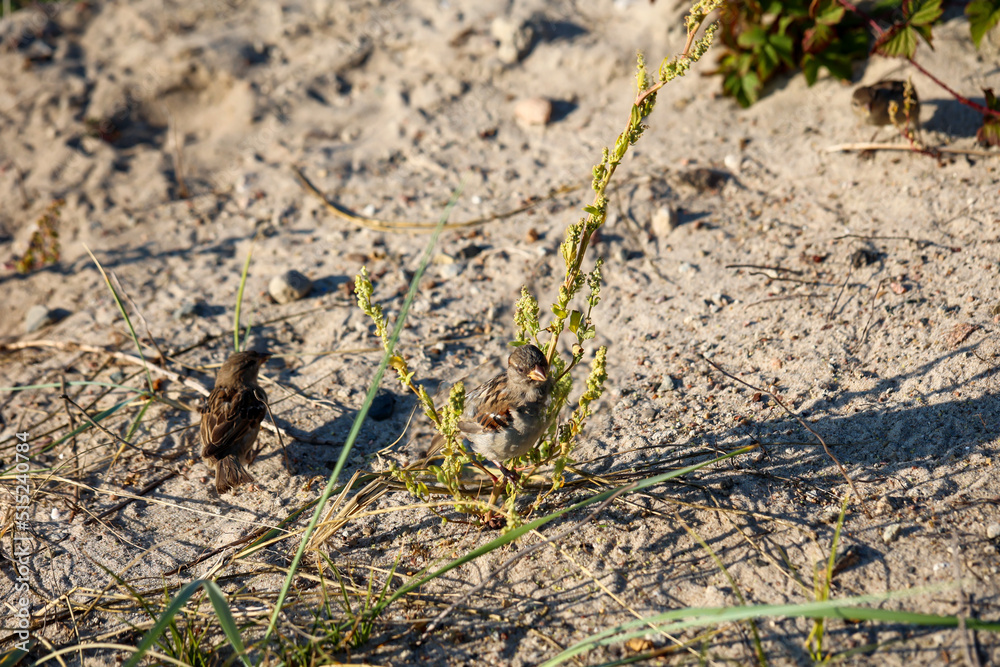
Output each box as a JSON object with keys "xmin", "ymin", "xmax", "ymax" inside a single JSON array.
[{"xmin": 293, "ymin": 165, "xmax": 578, "ymax": 233}]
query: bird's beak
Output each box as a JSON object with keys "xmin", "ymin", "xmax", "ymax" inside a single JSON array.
[{"xmin": 528, "ymin": 365, "xmax": 547, "ymax": 382}]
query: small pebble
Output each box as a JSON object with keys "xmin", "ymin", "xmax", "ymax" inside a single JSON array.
[
  {"xmin": 362, "ymin": 204, "xmax": 376, "ymax": 218},
  {"xmin": 882, "ymin": 523, "xmax": 902, "ymax": 544},
  {"xmin": 723, "ymin": 153, "xmax": 743, "ymax": 173},
  {"xmin": 172, "ymin": 300, "xmax": 200, "ymax": 321},
  {"xmin": 490, "ymin": 16, "xmax": 534, "ymax": 64},
  {"xmin": 438, "ymin": 263, "xmax": 463, "ymax": 279},
  {"xmin": 678, "ymin": 262, "xmax": 699, "ymax": 274},
  {"xmin": 650, "ymin": 206, "xmax": 677, "ymax": 237},
  {"xmin": 269, "ymin": 270, "xmax": 312, "ymax": 304},
  {"xmin": 987, "ymin": 523, "xmax": 1000, "ymax": 540},
  {"xmin": 24, "ymin": 305, "xmax": 56, "ymax": 333},
  {"xmin": 514, "ymin": 97, "xmax": 552, "ymax": 126},
  {"xmin": 369, "ymin": 390, "xmax": 396, "ymax": 421}
]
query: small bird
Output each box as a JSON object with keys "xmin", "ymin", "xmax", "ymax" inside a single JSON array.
[
  {"xmin": 432, "ymin": 344, "xmax": 553, "ymax": 487},
  {"xmin": 851, "ymin": 80, "xmax": 920, "ymax": 127},
  {"xmin": 200, "ymin": 350, "xmax": 271, "ymax": 494}
]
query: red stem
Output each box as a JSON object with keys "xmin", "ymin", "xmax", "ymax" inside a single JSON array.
[{"xmin": 834, "ymin": 0, "xmax": 1000, "ymax": 119}]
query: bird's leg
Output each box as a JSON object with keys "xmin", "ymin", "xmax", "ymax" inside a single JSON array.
[{"xmin": 493, "ymin": 460, "xmax": 521, "ymax": 488}]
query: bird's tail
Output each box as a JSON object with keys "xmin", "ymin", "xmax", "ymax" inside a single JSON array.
[{"xmin": 216, "ymin": 456, "xmax": 255, "ymax": 493}]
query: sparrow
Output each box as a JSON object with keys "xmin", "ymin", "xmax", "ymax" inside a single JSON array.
[
  {"xmin": 200, "ymin": 350, "xmax": 270, "ymax": 494},
  {"xmin": 851, "ymin": 80, "xmax": 920, "ymax": 127},
  {"xmin": 432, "ymin": 344, "xmax": 553, "ymax": 487}
]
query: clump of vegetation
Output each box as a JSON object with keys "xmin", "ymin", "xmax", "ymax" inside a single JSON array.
[
  {"xmin": 977, "ymin": 88, "xmax": 1000, "ymax": 147},
  {"xmin": 354, "ymin": 0, "xmax": 722, "ymax": 529},
  {"xmin": 14, "ymin": 198, "xmax": 63, "ymax": 274},
  {"xmin": 715, "ymin": 0, "xmax": 960, "ymax": 107},
  {"xmin": 716, "ymin": 0, "xmax": 870, "ymax": 107}
]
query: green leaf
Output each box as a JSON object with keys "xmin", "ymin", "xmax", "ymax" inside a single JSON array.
[
  {"xmin": 552, "ymin": 304, "xmax": 568, "ymax": 318},
  {"xmin": 967, "ymin": 0, "xmax": 1000, "ymax": 48},
  {"xmin": 737, "ymin": 26, "xmax": 768, "ymax": 48},
  {"xmin": 908, "ymin": 0, "xmax": 942, "ymax": 25},
  {"xmin": 815, "ymin": 1, "xmax": 845, "ymax": 25},
  {"xmin": 877, "ymin": 25, "xmax": 918, "ymax": 57},
  {"xmin": 568, "ymin": 310, "xmax": 583, "ymax": 333}
]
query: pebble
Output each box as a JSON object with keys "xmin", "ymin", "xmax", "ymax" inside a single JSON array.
[
  {"xmin": 723, "ymin": 153, "xmax": 743, "ymax": 174},
  {"xmin": 362, "ymin": 204, "xmax": 376, "ymax": 218},
  {"xmin": 24, "ymin": 305, "xmax": 56, "ymax": 333},
  {"xmin": 678, "ymin": 261, "xmax": 699, "ymax": 274},
  {"xmin": 882, "ymin": 523, "xmax": 902, "ymax": 544},
  {"xmin": 172, "ymin": 300, "xmax": 200, "ymax": 320},
  {"xmin": 369, "ymin": 390, "xmax": 396, "ymax": 421},
  {"xmin": 490, "ymin": 16, "xmax": 534, "ymax": 64},
  {"xmin": 987, "ymin": 523, "xmax": 1000, "ymax": 540},
  {"xmin": 514, "ymin": 97, "xmax": 552, "ymax": 126},
  {"xmin": 438, "ymin": 263, "xmax": 463, "ymax": 279},
  {"xmin": 269, "ymin": 270, "xmax": 312, "ymax": 304},
  {"xmin": 650, "ymin": 206, "xmax": 677, "ymax": 237}
]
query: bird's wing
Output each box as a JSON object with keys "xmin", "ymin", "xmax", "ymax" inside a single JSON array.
[
  {"xmin": 458, "ymin": 373, "xmax": 512, "ymax": 435},
  {"xmin": 200, "ymin": 386, "xmax": 266, "ymax": 459}
]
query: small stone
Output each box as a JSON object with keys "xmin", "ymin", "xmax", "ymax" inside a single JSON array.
[
  {"xmin": 368, "ymin": 390, "xmax": 396, "ymax": 421},
  {"xmin": 172, "ymin": 300, "xmax": 200, "ymax": 321},
  {"xmin": 723, "ymin": 153, "xmax": 743, "ymax": 173},
  {"xmin": 269, "ymin": 270, "xmax": 312, "ymax": 304},
  {"xmin": 362, "ymin": 204, "xmax": 376, "ymax": 218},
  {"xmin": 987, "ymin": 523, "xmax": 1000, "ymax": 540},
  {"xmin": 490, "ymin": 17, "xmax": 534, "ymax": 64},
  {"xmin": 24, "ymin": 305, "xmax": 56, "ymax": 333},
  {"xmin": 678, "ymin": 262, "xmax": 699, "ymax": 274},
  {"xmin": 882, "ymin": 523, "xmax": 902, "ymax": 544},
  {"xmin": 650, "ymin": 206, "xmax": 677, "ymax": 237},
  {"xmin": 514, "ymin": 97, "xmax": 552, "ymax": 126},
  {"xmin": 438, "ymin": 263, "xmax": 462, "ymax": 279}
]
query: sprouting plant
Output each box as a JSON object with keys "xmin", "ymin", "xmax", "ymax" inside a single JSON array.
[
  {"xmin": 977, "ymin": 88, "xmax": 1000, "ymax": 147},
  {"xmin": 15, "ymin": 199, "xmax": 63, "ymax": 273},
  {"xmin": 352, "ymin": 0, "xmax": 724, "ymax": 531}
]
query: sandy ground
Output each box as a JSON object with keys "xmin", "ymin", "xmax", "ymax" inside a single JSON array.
[{"xmin": 1, "ymin": 0, "xmax": 999, "ymax": 665}]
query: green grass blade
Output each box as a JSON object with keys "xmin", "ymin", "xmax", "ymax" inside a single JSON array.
[
  {"xmin": 0, "ymin": 647, "xmax": 30, "ymax": 667},
  {"xmin": 541, "ymin": 585, "xmax": 1000, "ymax": 666},
  {"xmin": 370, "ymin": 446, "xmax": 756, "ymax": 619},
  {"xmin": 84, "ymin": 245, "xmax": 154, "ymax": 392},
  {"xmin": 121, "ymin": 579, "xmax": 250, "ymax": 667},
  {"xmin": 234, "ymin": 237, "xmax": 255, "ymax": 352},
  {"xmin": 263, "ymin": 185, "xmax": 463, "ymax": 641}
]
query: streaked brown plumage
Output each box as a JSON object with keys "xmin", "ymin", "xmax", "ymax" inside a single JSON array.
[
  {"xmin": 200, "ymin": 351, "xmax": 270, "ymax": 494},
  {"xmin": 429, "ymin": 344, "xmax": 553, "ymax": 486}
]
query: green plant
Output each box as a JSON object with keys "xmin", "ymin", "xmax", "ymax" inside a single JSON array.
[
  {"xmin": 714, "ymin": 0, "xmax": 966, "ymax": 108},
  {"xmin": 359, "ymin": 1, "xmax": 722, "ymax": 529},
  {"xmin": 15, "ymin": 199, "xmax": 63, "ymax": 274},
  {"xmin": 977, "ymin": 88, "xmax": 1000, "ymax": 147},
  {"xmin": 967, "ymin": 0, "xmax": 1000, "ymax": 48},
  {"xmin": 716, "ymin": 0, "xmax": 871, "ymax": 106}
]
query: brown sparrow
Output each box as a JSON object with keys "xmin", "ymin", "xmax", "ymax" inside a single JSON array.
[
  {"xmin": 851, "ymin": 80, "xmax": 920, "ymax": 127},
  {"xmin": 200, "ymin": 351, "xmax": 270, "ymax": 494},
  {"xmin": 434, "ymin": 344, "xmax": 553, "ymax": 486}
]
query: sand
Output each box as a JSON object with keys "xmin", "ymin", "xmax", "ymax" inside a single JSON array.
[{"xmin": 1, "ymin": 0, "xmax": 999, "ymax": 664}]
